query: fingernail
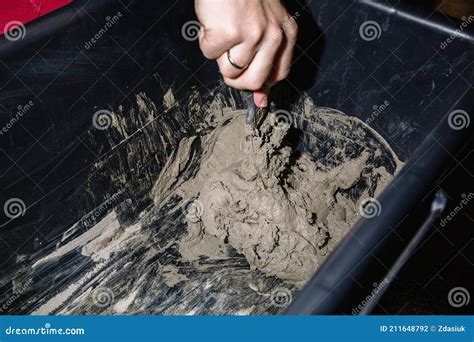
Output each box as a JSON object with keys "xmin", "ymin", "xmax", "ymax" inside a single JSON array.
[{"xmin": 259, "ymin": 95, "xmax": 268, "ymax": 108}]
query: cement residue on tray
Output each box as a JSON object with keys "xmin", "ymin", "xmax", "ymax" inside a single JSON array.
[{"xmin": 151, "ymin": 95, "xmax": 403, "ymax": 285}]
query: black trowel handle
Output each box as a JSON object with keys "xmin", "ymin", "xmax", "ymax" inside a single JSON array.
[{"xmin": 242, "ymin": 90, "xmax": 256, "ymax": 125}]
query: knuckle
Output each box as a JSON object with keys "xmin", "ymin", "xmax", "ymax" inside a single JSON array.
[
  {"xmin": 223, "ymin": 26, "xmax": 241, "ymax": 42},
  {"xmin": 276, "ymin": 70, "xmax": 289, "ymax": 82},
  {"xmin": 218, "ymin": 58, "xmax": 242, "ymax": 79},
  {"xmin": 247, "ymin": 24, "xmax": 265, "ymax": 44},
  {"xmin": 267, "ymin": 24, "xmax": 284, "ymax": 45},
  {"xmin": 199, "ymin": 40, "xmax": 218, "ymax": 59},
  {"xmin": 245, "ymin": 84, "xmax": 261, "ymax": 91},
  {"xmin": 286, "ymin": 22, "xmax": 298, "ymax": 42},
  {"xmin": 201, "ymin": 47, "xmax": 216, "ymax": 60},
  {"xmin": 223, "ymin": 77, "xmax": 244, "ymax": 90},
  {"xmin": 220, "ymin": 66, "xmax": 238, "ymax": 79},
  {"xmin": 270, "ymin": 66, "xmax": 291, "ymax": 83},
  {"xmin": 246, "ymin": 75, "xmax": 266, "ymax": 90},
  {"xmin": 223, "ymin": 77, "xmax": 233, "ymax": 87}
]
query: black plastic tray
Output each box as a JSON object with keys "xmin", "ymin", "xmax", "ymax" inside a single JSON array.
[{"xmin": 0, "ymin": 0, "xmax": 472, "ymax": 314}]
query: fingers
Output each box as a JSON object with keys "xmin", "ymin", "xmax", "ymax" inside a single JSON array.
[
  {"xmin": 267, "ymin": 17, "xmax": 298, "ymax": 86},
  {"xmin": 195, "ymin": 0, "xmax": 298, "ymax": 108},
  {"xmin": 253, "ymin": 90, "xmax": 269, "ymax": 108},
  {"xmin": 251, "ymin": 18, "xmax": 298, "ymax": 108},
  {"xmin": 216, "ymin": 38, "xmax": 261, "ymax": 79},
  {"xmin": 199, "ymin": 27, "xmax": 241, "ymax": 60},
  {"xmin": 223, "ymin": 24, "xmax": 284, "ymax": 91},
  {"xmin": 221, "ymin": 18, "xmax": 298, "ymax": 108}
]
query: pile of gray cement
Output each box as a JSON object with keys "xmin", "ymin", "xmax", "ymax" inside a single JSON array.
[{"xmin": 152, "ymin": 96, "xmax": 403, "ymax": 285}]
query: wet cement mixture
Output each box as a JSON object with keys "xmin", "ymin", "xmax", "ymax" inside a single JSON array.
[
  {"xmin": 2, "ymin": 89, "xmax": 403, "ymax": 315},
  {"xmin": 152, "ymin": 94, "xmax": 403, "ymax": 286}
]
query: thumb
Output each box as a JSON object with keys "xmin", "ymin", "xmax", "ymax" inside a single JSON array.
[{"xmin": 253, "ymin": 90, "xmax": 268, "ymax": 108}]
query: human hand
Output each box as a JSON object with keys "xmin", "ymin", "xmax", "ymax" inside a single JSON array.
[{"xmin": 195, "ymin": 0, "xmax": 298, "ymax": 107}]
